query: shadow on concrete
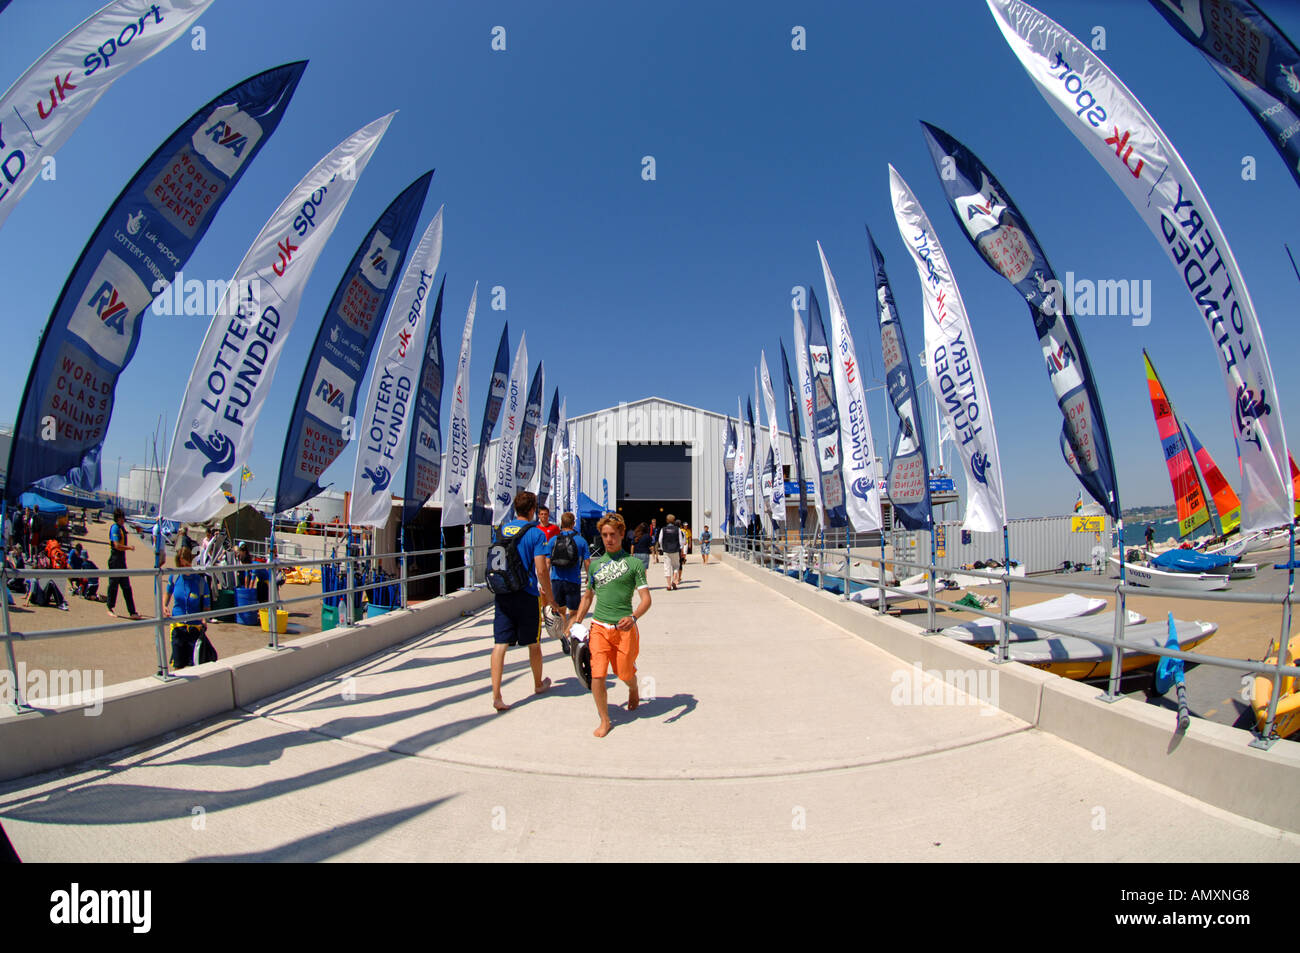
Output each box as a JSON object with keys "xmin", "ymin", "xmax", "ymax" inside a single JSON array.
[{"xmin": 187, "ymin": 797, "xmax": 455, "ymax": 862}]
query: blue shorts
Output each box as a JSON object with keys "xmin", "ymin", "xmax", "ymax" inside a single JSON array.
[
  {"xmin": 552, "ymin": 579, "xmax": 581, "ymax": 610},
  {"xmin": 493, "ymin": 590, "xmax": 540, "ymax": 646}
]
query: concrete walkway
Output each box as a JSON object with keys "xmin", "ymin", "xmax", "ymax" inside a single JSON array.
[{"xmin": 1, "ymin": 560, "xmax": 1296, "ymax": 861}]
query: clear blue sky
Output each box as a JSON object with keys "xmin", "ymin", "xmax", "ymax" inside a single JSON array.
[{"xmin": 2, "ymin": 0, "xmax": 1299, "ymax": 518}]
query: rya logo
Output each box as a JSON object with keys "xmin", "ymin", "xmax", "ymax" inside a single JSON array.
[
  {"xmin": 954, "ymin": 171, "xmax": 1008, "ymax": 237},
  {"xmin": 191, "ymin": 105, "xmax": 264, "ymax": 178},
  {"xmin": 202, "ymin": 118, "xmax": 249, "ymax": 159},
  {"xmin": 810, "ymin": 345, "xmax": 831, "ymax": 375},
  {"xmin": 970, "ymin": 451, "xmax": 991, "ymax": 486},
  {"xmin": 363, "ymin": 465, "xmax": 392, "ymax": 493},
  {"xmin": 314, "ymin": 378, "xmax": 346, "ymax": 412},
  {"xmin": 85, "ymin": 280, "xmax": 131, "ymax": 334},
  {"xmin": 184, "ymin": 430, "xmax": 236, "ymax": 477}
]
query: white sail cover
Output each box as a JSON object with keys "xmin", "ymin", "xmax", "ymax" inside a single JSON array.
[
  {"xmin": 441, "ymin": 283, "xmax": 477, "ymax": 527},
  {"xmin": 350, "ymin": 206, "xmax": 444, "ymax": 527},
  {"xmin": 759, "ymin": 350, "xmax": 786, "ymax": 524},
  {"xmin": 988, "ymin": 0, "xmax": 1290, "ymax": 532},
  {"xmin": 817, "ymin": 242, "xmax": 883, "ymax": 533},
  {"xmin": 734, "ymin": 396, "xmax": 749, "ymax": 530},
  {"xmin": 792, "ymin": 307, "xmax": 824, "ymax": 535},
  {"xmin": 0, "ymin": 0, "xmax": 214, "ymax": 231},
  {"xmin": 890, "ymin": 165, "xmax": 1006, "ymax": 533},
  {"xmin": 491, "ymin": 336, "xmax": 528, "ymax": 523},
  {"xmin": 162, "ymin": 113, "xmax": 393, "ymax": 521}
]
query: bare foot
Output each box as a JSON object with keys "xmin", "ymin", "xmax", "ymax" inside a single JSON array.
[
  {"xmin": 593, "ymin": 721, "xmax": 611, "ymax": 738},
  {"xmin": 493, "ymin": 698, "xmax": 511, "ymax": 712},
  {"xmin": 627, "ymin": 685, "xmax": 640, "ymax": 711},
  {"xmin": 106, "ymin": 609, "xmax": 116, "ymax": 618},
  {"xmin": 534, "ymin": 676, "xmax": 552, "ymax": 695}
]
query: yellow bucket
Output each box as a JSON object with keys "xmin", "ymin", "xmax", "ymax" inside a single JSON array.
[{"xmin": 259, "ymin": 609, "xmax": 289, "ymax": 633}]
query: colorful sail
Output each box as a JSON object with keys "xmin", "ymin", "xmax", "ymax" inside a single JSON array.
[
  {"xmin": 440, "ymin": 283, "xmax": 476, "ymax": 527},
  {"xmin": 1184, "ymin": 423, "xmax": 1242, "ymax": 536},
  {"xmin": 805, "ymin": 288, "xmax": 850, "ymax": 529},
  {"xmin": 890, "ymin": 165, "xmax": 1007, "ymax": 534},
  {"xmin": 470, "ymin": 325, "xmax": 509, "ymax": 525},
  {"xmin": 5, "ymin": 62, "xmax": 305, "ymax": 502},
  {"xmin": 1292, "ymin": 454, "xmax": 1300, "ymax": 518},
  {"xmin": 989, "ymin": 0, "xmax": 1291, "ymax": 534},
  {"xmin": 275, "ymin": 171, "xmax": 433, "ymax": 514},
  {"xmin": 0, "ymin": 0, "xmax": 215, "ymax": 230},
  {"xmin": 1148, "ymin": 0, "xmax": 1300, "ymax": 190},
  {"xmin": 162, "ymin": 115, "xmax": 392, "ymax": 522},
  {"xmin": 1144, "ymin": 351, "xmax": 1210, "ymax": 538},
  {"xmin": 402, "ymin": 276, "xmax": 446, "ymax": 523},
  {"xmin": 350, "ymin": 206, "xmax": 444, "ymax": 527},
  {"xmin": 919, "ymin": 121, "xmax": 1119, "ymax": 520}
]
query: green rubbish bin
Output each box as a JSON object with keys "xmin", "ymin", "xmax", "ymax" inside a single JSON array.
[{"xmin": 215, "ymin": 588, "xmax": 236, "ymax": 623}]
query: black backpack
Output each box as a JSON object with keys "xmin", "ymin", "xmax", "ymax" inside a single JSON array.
[
  {"xmin": 660, "ymin": 524, "xmax": 681, "ymax": 552},
  {"xmin": 550, "ymin": 532, "xmax": 580, "ymax": 569},
  {"xmin": 486, "ymin": 521, "xmax": 538, "ymax": 594}
]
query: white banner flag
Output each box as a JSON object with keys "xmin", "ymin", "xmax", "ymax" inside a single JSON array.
[
  {"xmin": 0, "ymin": 0, "xmax": 214, "ymax": 231},
  {"xmin": 491, "ymin": 336, "xmax": 528, "ymax": 523},
  {"xmin": 988, "ymin": 0, "xmax": 1290, "ymax": 532},
  {"xmin": 792, "ymin": 308, "xmax": 824, "ymax": 535},
  {"xmin": 551, "ymin": 398, "xmax": 568, "ymax": 514},
  {"xmin": 818, "ymin": 242, "xmax": 883, "ymax": 533},
  {"xmin": 753, "ymin": 368, "xmax": 770, "ymax": 534},
  {"xmin": 568, "ymin": 429, "xmax": 579, "ymax": 521},
  {"xmin": 890, "ymin": 165, "xmax": 1006, "ymax": 533},
  {"xmin": 735, "ymin": 396, "xmax": 749, "ymax": 531},
  {"xmin": 161, "ymin": 113, "xmax": 393, "ymax": 521},
  {"xmin": 759, "ymin": 351, "xmax": 785, "ymax": 524},
  {"xmin": 350, "ymin": 206, "xmax": 444, "ymax": 527},
  {"xmin": 441, "ymin": 283, "xmax": 477, "ymax": 527}
]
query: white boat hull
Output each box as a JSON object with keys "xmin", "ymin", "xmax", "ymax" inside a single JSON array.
[{"xmin": 1109, "ymin": 557, "xmax": 1228, "ymax": 591}]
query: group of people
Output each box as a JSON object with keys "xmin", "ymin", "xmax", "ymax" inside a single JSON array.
[{"xmin": 5, "ymin": 506, "xmax": 108, "ymax": 611}]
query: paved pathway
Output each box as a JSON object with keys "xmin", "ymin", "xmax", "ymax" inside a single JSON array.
[{"xmin": 2, "ymin": 560, "xmax": 1296, "ymax": 861}]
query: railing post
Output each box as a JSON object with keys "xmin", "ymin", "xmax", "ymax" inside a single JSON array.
[
  {"xmin": 267, "ymin": 550, "xmax": 281, "ymax": 650},
  {"xmin": 400, "ymin": 549, "xmax": 409, "ymax": 610},
  {"xmin": 1, "ymin": 561, "xmax": 30, "ymax": 712},
  {"xmin": 339, "ymin": 551, "xmax": 354, "ymax": 629},
  {"xmin": 439, "ymin": 544, "xmax": 446, "ymax": 599},
  {"xmin": 1099, "ymin": 579, "xmax": 1127, "ymax": 703},
  {"xmin": 154, "ymin": 566, "xmax": 171, "ymax": 679},
  {"xmin": 1253, "ymin": 526, "xmax": 1296, "ymax": 748}
]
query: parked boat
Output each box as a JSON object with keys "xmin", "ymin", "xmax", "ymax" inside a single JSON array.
[
  {"xmin": 1109, "ymin": 557, "xmax": 1228, "ymax": 591},
  {"xmin": 1252, "ymin": 635, "xmax": 1300, "ymax": 740},
  {"xmin": 941, "ymin": 602, "xmax": 1146, "ymax": 648},
  {"xmin": 1001, "ymin": 618, "xmax": 1218, "ymax": 679}
]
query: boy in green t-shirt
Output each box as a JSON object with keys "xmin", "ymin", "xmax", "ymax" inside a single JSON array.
[{"xmin": 566, "ymin": 513, "xmax": 652, "ymax": 738}]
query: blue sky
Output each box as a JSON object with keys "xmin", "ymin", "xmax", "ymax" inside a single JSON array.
[{"xmin": 2, "ymin": 0, "xmax": 1300, "ymax": 518}]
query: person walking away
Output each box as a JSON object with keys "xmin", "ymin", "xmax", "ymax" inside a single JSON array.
[
  {"xmin": 566, "ymin": 513, "xmax": 651, "ymax": 737},
  {"xmin": 631, "ymin": 523, "xmax": 652, "ymax": 573},
  {"xmin": 106, "ymin": 508, "xmax": 143, "ymax": 620},
  {"xmin": 658, "ymin": 514, "xmax": 683, "ymax": 589},
  {"xmin": 648, "ymin": 518, "xmax": 658, "ymax": 563},
  {"xmin": 700, "ymin": 525, "xmax": 713, "ymax": 564},
  {"xmin": 488, "ymin": 491, "xmax": 560, "ymax": 711},
  {"xmin": 548, "ymin": 511, "xmax": 591, "ymax": 644}
]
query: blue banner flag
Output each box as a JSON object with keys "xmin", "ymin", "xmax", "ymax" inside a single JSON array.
[
  {"xmin": 723, "ymin": 416, "xmax": 737, "ymax": 534},
  {"xmin": 745, "ymin": 396, "xmax": 758, "ymax": 530},
  {"xmin": 4, "ymin": 62, "xmax": 306, "ymax": 502},
  {"xmin": 471, "ymin": 324, "xmax": 510, "ymax": 525},
  {"xmin": 275, "ymin": 171, "xmax": 433, "ymax": 514},
  {"xmin": 1149, "ymin": 0, "xmax": 1300, "ymax": 189},
  {"xmin": 867, "ymin": 228, "xmax": 933, "ymax": 531},
  {"xmin": 536, "ymin": 387, "xmax": 560, "ymax": 509},
  {"xmin": 402, "ymin": 275, "xmax": 446, "ymax": 524},
  {"xmin": 515, "ymin": 362, "xmax": 545, "ymax": 490},
  {"xmin": 920, "ymin": 121, "xmax": 1120, "ymax": 520},
  {"xmin": 779, "ymin": 340, "xmax": 809, "ymax": 534},
  {"xmin": 805, "ymin": 288, "xmax": 850, "ymax": 528}
]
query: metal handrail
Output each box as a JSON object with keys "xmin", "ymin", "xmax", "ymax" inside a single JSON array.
[{"xmin": 725, "ymin": 527, "xmax": 1299, "ymax": 749}]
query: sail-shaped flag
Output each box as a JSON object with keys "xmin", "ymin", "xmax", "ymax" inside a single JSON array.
[
  {"xmin": 759, "ymin": 351, "xmax": 785, "ymax": 524},
  {"xmin": 4, "ymin": 62, "xmax": 306, "ymax": 502},
  {"xmin": 440, "ymin": 283, "xmax": 476, "ymax": 527},
  {"xmin": 723, "ymin": 416, "xmax": 737, "ymax": 534},
  {"xmin": 745, "ymin": 396, "xmax": 760, "ymax": 530},
  {"xmin": 867, "ymin": 228, "xmax": 932, "ymax": 532},
  {"xmin": 1148, "ymin": 0, "xmax": 1300, "ymax": 190},
  {"xmin": 0, "ymin": 0, "xmax": 215, "ymax": 230},
  {"xmin": 780, "ymin": 341, "xmax": 809, "ymax": 534},
  {"xmin": 161, "ymin": 113, "xmax": 393, "ymax": 522},
  {"xmin": 989, "ymin": 0, "xmax": 1290, "ymax": 534},
  {"xmin": 515, "ymin": 362, "xmax": 544, "ymax": 494},
  {"xmin": 402, "ymin": 276, "xmax": 446, "ymax": 523},
  {"xmin": 1185, "ymin": 423, "xmax": 1243, "ymax": 537},
  {"xmin": 805, "ymin": 288, "xmax": 850, "ymax": 529},
  {"xmin": 470, "ymin": 324, "xmax": 510, "ymax": 525},
  {"xmin": 492, "ymin": 336, "xmax": 528, "ymax": 524},
  {"xmin": 275, "ymin": 171, "xmax": 432, "ymax": 514},
  {"xmin": 735, "ymin": 397, "xmax": 749, "ymax": 531},
  {"xmin": 536, "ymin": 388, "xmax": 560, "ymax": 507},
  {"xmin": 890, "ymin": 165, "xmax": 1006, "ymax": 533},
  {"xmin": 919, "ymin": 121, "xmax": 1119, "ymax": 519},
  {"xmin": 793, "ymin": 306, "xmax": 825, "ymax": 534},
  {"xmin": 1144, "ymin": 351, "xmax": 1210, "ymax": 538}
]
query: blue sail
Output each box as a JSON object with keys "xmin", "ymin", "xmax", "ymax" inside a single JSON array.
[
  {"xmin": 5, "ymin": 62, "xmax": 307, "ymax": 502},
  {"xmin": 779, "ymin": 341, "xmax": 809, "ymax": 533},
  {"xmin": 867, "ymin": 228, "xmax": 933, "ymax": 532},
  {"xmin": 401, "ymin": 276, "xmax": 446, "ymax": 523},
  {"xmin": 805, "ymin": 288, "xmax": 849, "ymax": 528},
  {"xmin": 471, "ymin": 325, "xmax": 510, "ymax": 525},
  {"xmin": 921, "ymin": 121, "xmax": 1120, "ymax": 520},
  {"xmin": 275, "ymin": 171, "xmax": 433, "ymax": 514}
]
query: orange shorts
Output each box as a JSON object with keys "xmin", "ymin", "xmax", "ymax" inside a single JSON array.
[{"xmin": 589, "ymin": 620, "xmax": 640, "ymax": 682}]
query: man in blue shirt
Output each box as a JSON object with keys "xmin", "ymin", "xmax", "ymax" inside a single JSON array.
[
  {"xmin": 492, "ymin": 490, "xmax": 561, "ymax": 712},
  {"xmin": 548, "ymin": 511, "xmax": 591, "ymax": 640}
]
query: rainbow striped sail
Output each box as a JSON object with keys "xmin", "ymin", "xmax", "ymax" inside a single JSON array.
[
  {"xmin": 1292, "ymin": 455, "xmax": 1300, "ymax": 519},
  {"xmin": 1184, "ymin": 424, "xmax": 1242, "ymax": 537},
  {"xmin": 1144, "ymin": 351, "xmax": 1209, "ymax": 538}
]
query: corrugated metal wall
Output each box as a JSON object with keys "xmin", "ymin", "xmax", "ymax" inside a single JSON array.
[{"xmin": 913, "ymin": 516, "xmax": 1113, "ymax": 574}]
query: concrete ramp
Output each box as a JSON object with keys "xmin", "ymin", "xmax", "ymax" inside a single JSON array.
[{"xmin": 1, "ymin": 561, "xmax": 1296, "ymax": 861}]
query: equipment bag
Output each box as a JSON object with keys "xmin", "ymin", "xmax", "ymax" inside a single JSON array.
[
  {"xmin": 485, "ymin": 521, "xmax": 538, "ymax": 594},
  {"xmin": 550, "ymin": 532, "xmax": 579, "ymax": 569}
]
